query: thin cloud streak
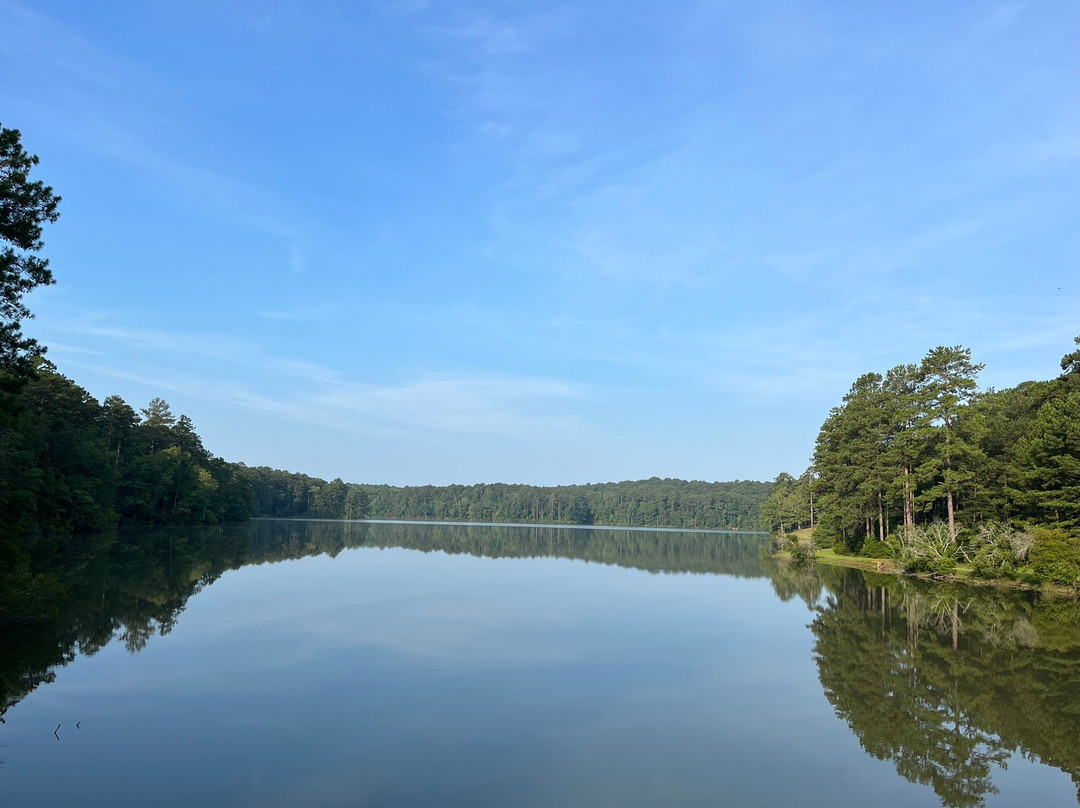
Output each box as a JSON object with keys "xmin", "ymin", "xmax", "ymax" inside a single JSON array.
[{"xmin": 44, "ymin": 318, "xmax": 587, "ymax": 439}]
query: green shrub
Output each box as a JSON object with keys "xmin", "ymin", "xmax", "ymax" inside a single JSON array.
[
  {"xmin": 1029, "ymin": 527, "xmax": 1080, "ymax": 586},
  {"xmin": 859, "ymin": 537, "xmax": 893, "ymax": 559},
  {"xmin": 789, "ymin": 541, "xmax": 817, "ymax": 565}
]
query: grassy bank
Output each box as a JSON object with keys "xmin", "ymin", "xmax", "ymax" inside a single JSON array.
[{"xmin": 771, "ymin": 529, "xmax": 1069, "ymax": 594}]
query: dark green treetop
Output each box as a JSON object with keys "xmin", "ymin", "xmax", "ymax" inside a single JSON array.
[{"xmin": 0, "ymin": 124, "xmax": 60, "ymax": 382}]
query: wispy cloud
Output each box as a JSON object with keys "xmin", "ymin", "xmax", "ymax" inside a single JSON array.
[
  {"xmin": 43, "ymin": 317, "xmax": 585, "ymax": 438},
  {"xmin": 379, "ymin": 0, "xmax": 430, "ymax": 17}
]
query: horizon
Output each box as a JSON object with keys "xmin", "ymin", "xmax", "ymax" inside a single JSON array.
[{"xmin": 4, "ymin": 0, "xmax": 1078, "ymax": 486}]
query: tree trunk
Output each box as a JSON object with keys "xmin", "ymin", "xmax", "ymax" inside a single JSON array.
[
  {"xmin": 903, "ymin": 465, "xmax": 915, "ymax": 531},
  {"xmin": 944, "ymin": 419, "xmax": 956, "ymax": 537}
]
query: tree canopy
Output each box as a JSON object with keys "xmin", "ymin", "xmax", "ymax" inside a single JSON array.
[
  {"xmin": 0, "ymin": 124, "xmax": 60, "ymax": 394},
  {"xmin": 763, "ymin": 339, "xmax": 1080, "ymax": 579}
]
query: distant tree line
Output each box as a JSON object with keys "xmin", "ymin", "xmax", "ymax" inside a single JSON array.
[
  {"xmin": 243, "ymin": 466, "xmax": 371, "ymax": 520},
  {"xmin": 240, "ymin": 472, "xmax": 770, "ymax": 530},
  {"xmin": 763, "ymin": 339, "xmax": 1080, "ymax": 582},
  {"xmin": 0, "ymin": 370, "xmax": 774, "ymax": 538},
  {"xmin": 358, "ymin": 478, "xmax": 770, "ymax": 530}
]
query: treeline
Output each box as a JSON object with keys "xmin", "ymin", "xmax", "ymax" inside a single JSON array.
[
  {"xmin": 0, "ymin": 362, "xmax": 251, "ymax": 536},
  {"xmin": 0, "ymin": 363, "xmax": 770, "ymax": 556},
  {"xmin": 239, "ymin": 472, "xmax": 771, "ymax": 530},
  {"xmin": 244, "ymin": 466, "xmax": 371, "ymax": 520},
  {"xmin": 763, "ymin": 338, "xmax": 1080, "ymax": 580},
  {"xmin": 360, "ymin": 478, "xmax": 771, "ymax": 530}
]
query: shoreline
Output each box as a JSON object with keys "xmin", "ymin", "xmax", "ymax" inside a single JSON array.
[
  {"xmin": 774, "ymin": 546, "xmax": 1074, "ymax": 596},
  {"xmin": 253, "ymin": 516, "xmax": 769, "ymax": 536}
]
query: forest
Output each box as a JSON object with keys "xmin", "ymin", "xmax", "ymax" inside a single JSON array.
[
  {"xmin": 761, "ymin": 341, "xmax": 1080, "ymax": 583},
  {"xmin": 258, "ymin": 475, "xmax": 771, "ymax": 531},
  {"xmin": 364, "ymin": 478, "xmax": 768, "ymax": 529},
  {"xmin": 0, "ymin": 365, "xmax": 253, "ymax": 535}
]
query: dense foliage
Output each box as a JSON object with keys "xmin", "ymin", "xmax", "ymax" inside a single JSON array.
[
  {"xmin": 0, "ymin": 364, "xmax": 252, "ymax": 536},
  {"xmin": 244, "ymin": 466, "xmax": 371, "ymax": 520},
  {"xmin": 359, "ymin": 478, "xmax": 770, "ymax": 530},
  {"xmin": 241, "ymin": 472, "xmax": 770, "ymax": 529},
  {"xmin": 0, "ymin": 123, "xmax": 60, "ymax": 400},
  {"xmin": 762, "ymin": 340, "xmax": 1080, "ymax": 581}
]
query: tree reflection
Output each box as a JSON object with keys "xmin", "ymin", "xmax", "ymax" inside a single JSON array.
[
  {"xmin": 6, "ymin": 521, "xmax": 1079, "ymax": 808},
  {"xmin": 0, "ymin": 521, "xmax": 769, "ymax": 719},
  {"xmin": 808, "ymin": 568, "xmax": 1080, "ymax": 806}
]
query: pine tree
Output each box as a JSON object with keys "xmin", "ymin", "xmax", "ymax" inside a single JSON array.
[{"xmin": 916, "ymin": 346, "xmax": 984, "ymax": 537}]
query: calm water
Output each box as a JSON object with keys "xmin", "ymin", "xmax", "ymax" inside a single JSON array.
[{"xmin": 2, "ymin": 520, "xmax": 1078, "ymax": 807}]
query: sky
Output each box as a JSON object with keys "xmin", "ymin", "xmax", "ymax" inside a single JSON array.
[{"xmin": 2, "ymin": 0, "xmax": 1078, "ymax": 486}]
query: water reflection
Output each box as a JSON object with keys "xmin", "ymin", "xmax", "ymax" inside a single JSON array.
[
  {"xmin": 803, "ymin": 567, "xmax": 1080, "ymax": 807},
  {"xmin": 2, "ymin": 521, "xmax": 1079, "ymax": 807},
  {"xmin": 1, "ymin": 520, "xmax": 767, "ymax": 720}
]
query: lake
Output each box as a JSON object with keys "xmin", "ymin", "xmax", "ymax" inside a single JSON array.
[{"xmin": 2, "ymin": 519, "xmax": 1078, "ymax": 807}]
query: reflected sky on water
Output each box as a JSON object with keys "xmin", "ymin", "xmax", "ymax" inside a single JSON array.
[{"xmin": 1, "ymin": 520, "xmax": 1077, "ymax": 807}]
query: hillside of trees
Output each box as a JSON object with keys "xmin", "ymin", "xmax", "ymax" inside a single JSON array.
[
  {"xmin": 762, "ymin": 339, "xmax": 1080, "ymax": 583},
  {"xmin": 0, "ymin": 363, "xmax": 254, "ymax": 625},
  {"xmin": 361, "ymin": 478, "xmax": 769, "ymax": 530},
  {"xmin": 242, "ymin": 470, "xmax": 770, "ymax": 531}
]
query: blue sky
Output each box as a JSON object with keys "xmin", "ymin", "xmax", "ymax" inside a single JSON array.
[{"xmin": 3, "ymin": 0, "xmax": 1078, "ymax": 485}]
